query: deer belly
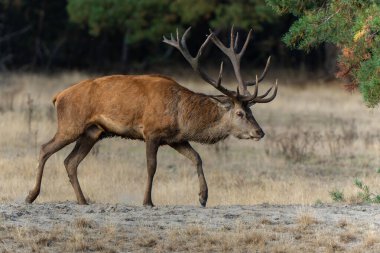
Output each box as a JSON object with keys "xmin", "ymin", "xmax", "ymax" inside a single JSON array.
[{"xmin": 96, "ymin": 115, "xmax": 144, "ymax": 140}]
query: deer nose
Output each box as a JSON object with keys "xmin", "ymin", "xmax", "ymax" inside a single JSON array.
[{"xmin": 256, "ymin": 129, "xmax": 265, "ymax": 138}]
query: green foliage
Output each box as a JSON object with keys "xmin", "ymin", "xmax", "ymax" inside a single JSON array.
[
  {"xmin": 329, "ymin": 189, "xmax": 344, "ymax": 202},
  {"xmin": 266, "ymin": 0, "xmax": 325, "ymax": 16},
  {"xmin": 266, "ymin": 0, "xmax": 380, "ymax": 107},
  {"xmin": 169, "ymin": 0, "xmax": 215, "ymax": 24},
  {"xmin": 330, "ymin": 172, "xmax": 380, "ymax": 204},
  {"xmin": 67, "ymin": 0, "xmax": 276, "ymax": 44},
  {"xmin": 210, "ymin": 0, "xmax": 276, "ymax": 31},
  {"xmin": 358, "ymin": 44, "xmax": 380, "ymax": 107},
  {"xmin": 354, "ymin": 178, "xmax": 380, "ymax": 203},
  {"xmin": 67, "ymin": 0, "xmax": 177, "ymax": 44}
]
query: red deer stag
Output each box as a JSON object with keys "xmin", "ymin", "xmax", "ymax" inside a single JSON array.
[{"xmin": 25, "ymin": 27, "xmax": 277, "ymax": 207}]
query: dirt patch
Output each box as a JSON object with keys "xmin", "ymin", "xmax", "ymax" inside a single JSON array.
[{"xmin": 0, "ymin": 202, "xmax": 379, "ymax": 252}]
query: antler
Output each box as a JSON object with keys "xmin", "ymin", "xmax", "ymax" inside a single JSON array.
[
  {"xmin": 209, "ymin": 26, "xmax": 277, "ymax": 104},
  {"xmin": 209, "ymin": 25, "xmax": 250, "ymax": 95},
  {"xmin": 163, "ymin": 27, "xmax": 236, "ymax": 98},
  {"xmin": 242, "ymin": 76, "xmax": 278, "ymax": 104},
  {"xmin": 245, "ymin": 56, "xmax": 271, "ymax": 86},
  {"xmin": 163, "ymin": 27, "xmax": 278, "ymax": 105}
]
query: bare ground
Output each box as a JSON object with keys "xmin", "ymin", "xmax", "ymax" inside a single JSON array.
[{"xmin": 1, "ymin": 202, "xmax": 380, "ymax": 252}]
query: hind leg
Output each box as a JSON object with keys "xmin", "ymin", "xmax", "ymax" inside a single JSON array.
[
  {"xmin": 64, "ymin": 126, "xmax": 102, "ymax": 204},
  {"xmin": 25, "ymin": 133, "xmax": 76, "ymax": 203}
]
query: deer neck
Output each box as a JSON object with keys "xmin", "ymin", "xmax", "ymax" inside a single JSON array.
[{"xmin": 178, "ymin": 92, "xmax": 231, "ymax": 144}]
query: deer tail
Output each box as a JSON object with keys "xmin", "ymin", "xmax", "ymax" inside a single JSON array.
[{"xmin": 52, "ymin": 92, "xmax": 60, "ymax": 106}]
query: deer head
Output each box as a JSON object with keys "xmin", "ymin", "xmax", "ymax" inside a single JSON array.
[{"xmin": 163, "ymin": 26, "xmax": 278, "ymax": 140}]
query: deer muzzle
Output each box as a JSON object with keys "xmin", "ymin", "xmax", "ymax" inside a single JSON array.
[{"xmin": 250, "ymin": 129, "xmax": 265, "ymax": 140}]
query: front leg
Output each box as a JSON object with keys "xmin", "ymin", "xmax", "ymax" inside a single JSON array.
[
  {"xmin": 169, "ymin": 142, "xmax": 208, "ymax": 207},
  {"xmin": 143, "ymin": 140, "xmax": 159, "ymax": 207}
]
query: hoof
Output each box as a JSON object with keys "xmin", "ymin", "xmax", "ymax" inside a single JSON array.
[
  {"xmin": 25, "ymin": 191, "xmax": 39, "ymax": 204},
  {"xmin": 78, "ymin": 201, "xmax": 89, "ymax": 205},
  {"xmin": 143, "ymin": 202, "xmax": 155, "ymax": 207},
  {"xmin": 25, "ymin": 196, "xmax": 34, "ymax": 204},
  {"xmin": 199, "ymin": 197, "xmax": 207, "ymax": 207},
  {"xmin": 199, "ymin": 190, "xmax": 208, "ymax": 207}
]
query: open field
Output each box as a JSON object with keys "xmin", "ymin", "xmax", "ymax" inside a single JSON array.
[
  {"xmin": 0, "ymin": 72, "xmax": 380, "ymax": 251},
  {"xmin": 1, "ymin": 203, "xmax": 380, "ymax": 252}
]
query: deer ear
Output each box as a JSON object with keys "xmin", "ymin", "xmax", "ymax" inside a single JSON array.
[{"xmin": 210, "ymin": 96, "xmax": 233, "ymax": 110}]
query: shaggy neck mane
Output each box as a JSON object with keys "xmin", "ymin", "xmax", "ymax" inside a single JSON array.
[{"xmin": 178, "ymin": 91, "xmax": 230, "ymax": 144}]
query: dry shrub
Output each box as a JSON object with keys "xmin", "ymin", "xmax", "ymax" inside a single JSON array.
[
  {"xmin": 70, "ymin": 232, "xmax": 89, "ymax": 251},
  {"xmin": 34, "ymin": 231, "xmax": 59, "ymax": 247},
  {"xmin": 339, "ymin": 231, "xmax": 357, "ymax": 243},
  {"xmin": 260, "ymin": 218, "xmax": 274, "ymax": 225},
  {"xmin": 154, "ymin": 225, "xmax": 269, "ymax": 252},
  {"xmin": 214, "ymin": 139, "xmax": 229, "ymax": 156},
  {"xmin": 316, "ymin": 235, "xmax": 343, "ymax": 253},
  {"xmin": 266, "ymin": 127, "xmax": 321, "ymax": 162},
  {"xmin": 68, "ymin": 230, "xmax": 110, "ymax": 252},
  {"xmin": 237, "ymin": 230, "xmax": 266, "ymax": 247},
  {"xmin": 271, "ymin": 243, "xmax": 294, "ymax": 253},
  {"xmin": 2, "ymin": 222, "xmax": 117, "ymax": 253},
  {"xmin": 324, "ymin": 116, "xmax": 358, "ymax": 158},
  {"xmin": 363, "ymin": 232, "xmax": 380, "ymax": 248},
  {"xmin": 5, "ymin": 226, "xmax": 62, "ymax": 252},
  {"xmin": 73, "ymin": 217, "xmax": 97, "ymax": 230},
  {"xmin": 134, "ymin": 229, "xmax": 159, "ymax": 248},
  {"xmin": 0, "ymin": 86, "xmax": 22, "ymax": 112},
  {"xmin": 363, "ymin": 132, "xmax": 380, "ymax": 149},
  {"xmin": 264, "ymin": 116, "xmax": 360, "ymax": 162},
  {"xmin": 68, "ymin": 218, "xmax": 112, "ymax": 252},
  {"xmin": 337, "ymin": 219, "xmax": 348, "ymax": 228},
  {"xmin": 297, "ymin": 213, "xmax": 318, "ymax": 229}
]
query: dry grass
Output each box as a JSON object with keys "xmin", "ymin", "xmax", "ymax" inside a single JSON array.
[
  {"xmin": 363, "ymin": 232, "xmax": 380, "ymax": 248},
  {"xmin": 340, "ymin": 231, "xmax": 357, "ymax": 243},
  {"xmin": 0, "ymin": 72, "xmax": 379, "ymax": 206},
  {"xmin": 297, "ymin": 213, "xmax": 318, "ymax": 229},
  {"xmin": 337, "ymin": 219, "xmax": 349, "ymax": 228},
  {"xmin": 1, "ymin": 219, "xmax": 379, "ymax": 252}
]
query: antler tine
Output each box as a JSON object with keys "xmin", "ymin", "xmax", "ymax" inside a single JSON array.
[
  {"xmin": 216, "ymin": 61, "xmax": 224, "ymax": 86},
  {"xmin": 252, "ymin": 75, "xmax": 259, "ymax": 97},
  {"xmin": 179, "ymin": 27, "xmax": 191, "ymax": 50},
  {"xmin": 245, "ymin": 56, "xmax": 271, "ymax": 86},
  {"xmin": 239, "ymin": 75, "xmax": 258, "ymax": 101},
  {"xmin": 245, "ymin": 79, "xmax": 278, "ymax": 104},
  {"xmin": 256, "ymin": 86, "xmax": 273, "ymax": 99},
  {"xmin": 163, "ymin": 27, "xmax": 236, "ymax": 98},
  {"xmin": 230, "ymin": 25, "xmax": 235, "ymax": 50},
  {"xmin": 254, "ymin": 79, "xmax": 278, "ymax": 103},
  {"xmin": 195, "ymin": 34, "xmax": 211, "ymax": 58},
  {"xmin": 234, "ymin": 32, "xmax": 239, "ymax": 52},
  {"xmin": 163, "ymin": 34, "xmax": 177, "ymax": 49},
  {"xmin": 209, "ymin": 28, "xmax": 228, "ymax": 52},
  {"xmin": 239, "ymin": 29, "xmax": 252, "ymax": 57},
  {"xmin": 211, "ymin": 61, "xmax": 236, "ymax": 96}
]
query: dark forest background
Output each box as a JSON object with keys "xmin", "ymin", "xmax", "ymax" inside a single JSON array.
[{"xmin": 0, "ymin": 0, "xmax": 336, "ymax": 75}]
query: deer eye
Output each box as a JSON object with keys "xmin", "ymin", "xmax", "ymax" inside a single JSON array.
[{"xmin": 236, "ymin": 111, "xmax": 244, "ymax": 117}]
